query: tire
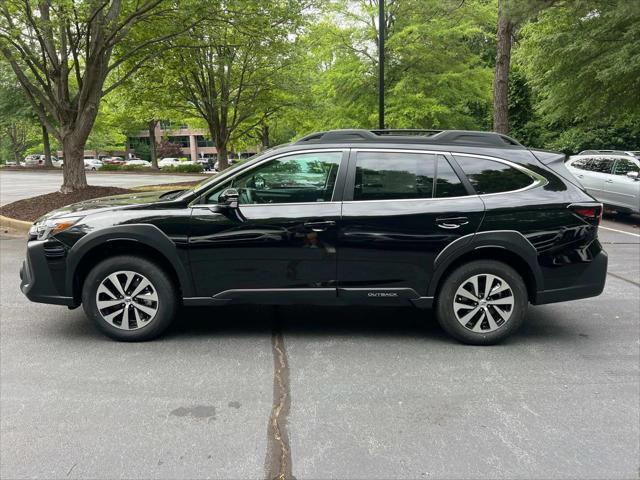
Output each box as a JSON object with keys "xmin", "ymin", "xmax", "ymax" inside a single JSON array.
[
  {"xmin": 435, "ymin": 260, "xmax": 527, "ymax": 345},
  {"xmin": 82, "ymin": 255, "xmax": 177, "ymax": 341}
]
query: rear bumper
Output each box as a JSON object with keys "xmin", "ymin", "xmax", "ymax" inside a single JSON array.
[
  {"xmin": 532, "ymin": 250, "xmax": 608, "ymax": 305},
  {"xmin": 20, "ymin": 241, "xmax": 76, "ymax": 307}
]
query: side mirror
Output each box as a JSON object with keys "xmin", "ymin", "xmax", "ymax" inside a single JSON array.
[
  {"xmin": 626, "ymin": 171, "xmax": 639, "ymax": 180},
  {"xmin": 218, "ymin": 188, "xmax": 239, "ymax": 208}
]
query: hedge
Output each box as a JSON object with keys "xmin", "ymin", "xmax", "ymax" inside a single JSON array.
[{"xmin": 99, "ymin": 163, "xmax": 203, "ymax": 173}]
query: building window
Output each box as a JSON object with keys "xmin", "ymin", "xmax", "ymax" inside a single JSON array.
[
  {"xmin": 168, "ymin": 136, "xmax": 190, "ymax": 148},
  {"xmin": 197, "ymin": 136, "xmax": 214, "ymax": 147}
]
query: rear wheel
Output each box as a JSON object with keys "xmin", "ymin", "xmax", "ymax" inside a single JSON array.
[
  {"xmin": 82, "ymin": 255, "xmax": 177, "ymax": 341},
  {"xmin": 435, "ymin": 260, "xmax": 527, "ymax": 345}
]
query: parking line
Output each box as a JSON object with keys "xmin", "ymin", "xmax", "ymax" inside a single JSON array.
[{"xmin": 600, "ymin": 226, "xmax": 640, "ymax": 238}]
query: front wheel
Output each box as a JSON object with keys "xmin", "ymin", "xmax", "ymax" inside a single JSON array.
[
  {"xmin": 82, "ymin": 255, "xmax": 177, "ymax": 341},
  {"xmin": 435, "ymin": 260, "xmax": 527, "ymax": 345}
]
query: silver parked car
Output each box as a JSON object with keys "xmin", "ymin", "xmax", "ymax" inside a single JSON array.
[{"xmin": 566, "ymin": 154, "xmax": 640, "ymax": 214}]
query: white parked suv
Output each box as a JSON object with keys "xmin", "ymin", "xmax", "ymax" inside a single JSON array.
[
  {"xmin": 83, "ymin": 158, "xmax": 103, "ymax": 170},
  {"xmin": 158, "ymin": 157, "xmax": 181, "ymax": 168},
  {"xmin": 566, "ymin": 154, "xmax": 640, "ymax": 214},
  {"xmin": 124, "ymin": 158, "xmax": 151, "ymax": 167}
]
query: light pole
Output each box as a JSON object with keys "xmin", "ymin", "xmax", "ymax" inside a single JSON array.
[{"xmin": 378, "ymin": 0, "xmax": 385, "ymax": 130}]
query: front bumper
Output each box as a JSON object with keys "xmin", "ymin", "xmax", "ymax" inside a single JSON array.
[
  {"xmin": 532, "ymin": 249, "xmax": 608, "ymax": 305},
  {"xmin": 20, "ymin": 240, "xmax": 76, "ymax": 307}
]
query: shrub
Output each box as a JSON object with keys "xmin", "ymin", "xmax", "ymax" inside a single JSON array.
[
  {"xmin": 161, "ymin": 164, "xmax": 204, "ymax": 173},
  {"xmin": 99, "ymin": 164, "xmax": 150, "ymax": 171},
  {"xmin": 99, "ymin": 164, "xmax": 121, "ymax": 171}
]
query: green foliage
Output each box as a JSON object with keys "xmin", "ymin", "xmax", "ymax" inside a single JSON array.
[
  {"xmin": 159, "ymin": 164, "xmax": 204, "ymax": 173},
  {"xmin": 517, "ymin": 0, "xmax": 640, "ymax": 122},
  {"xmin": 99, "ymin": 164, "xmax": 147, "ymax": 171}
]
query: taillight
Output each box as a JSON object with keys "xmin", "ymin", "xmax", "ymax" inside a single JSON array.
[{"xmin": 568, "ymin": 203, "xmax": 603, "ymax": 225}]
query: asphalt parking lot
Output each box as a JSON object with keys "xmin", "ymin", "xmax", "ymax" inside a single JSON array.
[
  {"xmin": 0, "ymin": 170, "xmax": 208, "ymax": 206},
  {"xmin": 1, "ymin": 219, "xmax": 638, "ymax": 479}
]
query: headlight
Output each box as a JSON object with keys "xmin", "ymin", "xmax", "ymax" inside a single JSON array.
[{"xmin": 29, "ymin": 216, "xmax": 83, "ymax": 241}]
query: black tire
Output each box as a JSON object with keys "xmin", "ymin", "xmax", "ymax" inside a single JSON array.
[
  {"xmin": 435, "ymin": 260, "xmax": 527, "ymax": 345},
  {"xmin": 82, "ymin": 255, "xmax": 177, "ymax": 341}
]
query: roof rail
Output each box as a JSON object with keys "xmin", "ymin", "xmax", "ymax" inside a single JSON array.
[{"xmin": 294, "ymin": 129, "xmax": 523, "ymax": 148}]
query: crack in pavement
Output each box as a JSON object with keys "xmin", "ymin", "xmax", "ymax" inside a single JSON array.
[
  {"xmin": 264, "ymin": 322, "xmax": 294, "ymax": 480},
  {"xmin": 607, "ymin": 271, "xmax": 640, "ymax": 287}
]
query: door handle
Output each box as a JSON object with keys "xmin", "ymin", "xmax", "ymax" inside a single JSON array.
[
  {"xmin": 577, "ymin": 174, "xmax": 584, "ymax": 178},
  {"xmin": 605, "ymin": 179, "xmax": 614, "ymax": 183},
  {"xmin": 304, "ymin": 220, "xmax": 336, "ymax": 232},
  {"xmin": 436, "ymin": 217, "xmax": 469, "ymax": 229}
]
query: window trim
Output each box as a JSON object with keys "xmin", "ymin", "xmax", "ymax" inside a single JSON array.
[
  {"xmin": 342, "ymin": 148, "xmax": 546, "ymax": 203},
  {"xmin": 192, "ymin": 148, "xmax": 350, "ymax": 206}
]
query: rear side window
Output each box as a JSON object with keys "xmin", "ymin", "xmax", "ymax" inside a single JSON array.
[
  {"xmin": 589, "ymin": 158, "xmax": 614, "ymax": 173},
  {"xmin": 454, "ymin": 156, "xmax": 534, "ymax": 194},
  {"xmin": 354, "ymin": 152, "xmax": 435, "ymax": 200},
  {"xmin": 570, "ymin": 158, "xmax": 590, "ymax": 170}
]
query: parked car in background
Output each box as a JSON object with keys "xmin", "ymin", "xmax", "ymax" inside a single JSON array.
[
  {"xmin": 195, "ymin": 157, "xmax": 214, "ymax": 171},
  {"xmin": 53, "ymin": 158, "xmax": 63, "ymax": 168},
  {"xmin": 3, "ymin": 160, "xmax": 18, "ymax": 167},
  {"xmin": 579, "ymin": 149, "xmax": 640, "ymax": 158},
  {"xmin": 124, "ymin": 159, "xmax": 151, "ymax": 167},
  {"xmin": 158, "ymin": 158, "xmax": 181, "ymax": 169},
  {"xmin": 84, "ymin": 158, "xmax": 103, "ymax": 170},
  {"xmin": 23, "ymin": 154, "xmax": 43, "ymax": 167},
  {"xmin": 103, "ymin": 157, "xmax": 125, "ymax": 165},
  {"xmin": 23, "ymin": 154, "xmax": 59, "ymax": 167},
  {"xmin": 566, "ymin": 154, "xmax": 640, "ymax": 214}
]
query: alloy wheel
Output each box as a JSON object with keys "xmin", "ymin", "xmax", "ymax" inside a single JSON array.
[
  {"xmin": 453, "ymin": 273, "xmax": 514, "ymax": 333},
  {"xmin": 95, "ymin": 270, "xmax": 159, "ymax": 330}
]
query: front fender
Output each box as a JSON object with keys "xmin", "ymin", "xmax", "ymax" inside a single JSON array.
[{"xmin": 65, "ymin": 224, "xmax": 194, "ymax": 298}]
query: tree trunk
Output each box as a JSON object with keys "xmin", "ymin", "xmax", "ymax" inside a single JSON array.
[
  {"xmin": 216, "ymin": 140, "xmax": 229, "ymax": 170},
  {"xmin": 42, "ymin": 125, "xmax": 53, "ymax": 167},
  {"xmin": 261, "ymin": 124, "xmax": 269, "ymax": 149},
  {"xmin": 493, "ymin": 1, "xmax": 513, "ymax": 135},
  {"xmin": 148, "ymin": 119, "xmax": 159, "ymax": 168},
  {"xmin": 61, "ymin": 135, "xmax": 88, "ymax": 193}
]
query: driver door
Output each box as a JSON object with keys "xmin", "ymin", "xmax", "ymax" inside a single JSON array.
[{"xmin": 188, "ymin": 149, "xmax": 347, "ymax": 302}]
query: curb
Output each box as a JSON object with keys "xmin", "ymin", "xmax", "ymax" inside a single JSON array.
[{"xmin": 0, "ymin": 215, "xmax": 31, "ymax": 233}]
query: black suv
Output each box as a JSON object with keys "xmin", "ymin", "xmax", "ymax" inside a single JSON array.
[{"xmin": 20, "ymin": 129, "xmax": 607, "ymax": 344}]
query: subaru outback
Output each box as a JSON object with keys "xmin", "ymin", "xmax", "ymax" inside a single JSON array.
[{"xmin": 20, "ymin": 129, "xmax": 608, "ymax": 344}]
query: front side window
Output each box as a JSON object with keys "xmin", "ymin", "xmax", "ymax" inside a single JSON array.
[
  {"xmin": 454, "ymin": 156, "xmax": 535, "ymax": 194},
  {"xmin": 354, "ymin": 152, "xmax": 436, "ymax": 201},
  {"xmin": 613, "ymin": 159, "xmax": 640, "ymax": 176},
  {"xmin": 208, "ymin": 151, "xmax": 342, "ymax": 204}
]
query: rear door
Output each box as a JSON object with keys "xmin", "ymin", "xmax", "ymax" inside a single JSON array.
[
  {"xmin": 336, "ymin": 149, "xmax": 484, "ymax": 302},
  {"xmin": 608, "ymin": 157, "xmax": 640, "ymax": 211},
  {"xmin": 580, "ymin": 157, "xmax": 614, "ymax": 201}
]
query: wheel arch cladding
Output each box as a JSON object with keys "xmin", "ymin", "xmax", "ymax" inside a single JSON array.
[
  {"xmin": 428, "ymin": 230, "xmax": 543, "ymax": 302},
  {"xmin": 66, "ymin": 224, "xmax": 194, "ymax": 303}
]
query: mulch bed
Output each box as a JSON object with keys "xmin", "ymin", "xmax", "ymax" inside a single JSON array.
[{"xmin": 0, "ymin": 186, "xmax": 132, "ymax": 222}]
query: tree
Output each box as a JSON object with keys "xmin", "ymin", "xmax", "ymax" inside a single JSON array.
[
  {"xmin": 160, "ymin": 0, "xmax": 306, "ymax": 170},
  {"xmin": 0, "ymin": 60, "xmax": 33, "ymax": 164},
  {"xmin": 518, "ymin": 0, "xmax": 640, "ymax": 122},
  {"xmin": 0, "ymin": 0, "xmax": 187, "ymax": 192},
  {"xmin": 493, "ymin": 0, "xmax": 513, "ymax": 134},
  {"xmin": 492, "ymin": 0, "xmax": 560, "ymax": 135}
]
